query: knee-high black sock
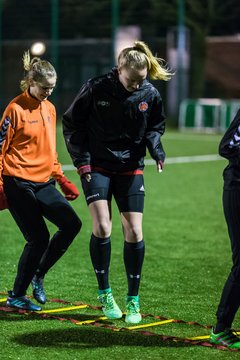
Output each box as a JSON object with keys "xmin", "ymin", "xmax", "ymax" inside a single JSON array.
[
  {"xmin": 124, "ymin": 240, "xmax": 145, "ymax": 296},
  {"xmin": 90, "ymin": 234, "xmax": 111, "ymax": 290}
]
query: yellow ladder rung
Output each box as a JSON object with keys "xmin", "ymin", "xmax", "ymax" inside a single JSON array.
[{"xmin": 38, "ymin": 304, "xmax": 88, "ymax": 314}]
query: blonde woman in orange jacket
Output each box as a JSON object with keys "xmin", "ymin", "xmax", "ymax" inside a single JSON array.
[{"xmin": 0, "ymin": 51, "xmax": 82, "ymax": 311}]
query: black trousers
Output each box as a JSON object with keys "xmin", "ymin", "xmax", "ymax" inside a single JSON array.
[
  {"xmin": 216, "ymin": 188, "xmax": 240, "ymax": 327},
  {"xmin": 3, "ymin": 176, "xmax": 82, "ymax": 297}
]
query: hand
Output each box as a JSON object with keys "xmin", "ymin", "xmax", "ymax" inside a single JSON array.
[
  {"xmin": 77, "ymin": 165, "xmax": 92, "ymax": 182},
  {"xmin": 57, "ymin": 176, "xmax": 80, "ymax": 201},
  {"xmin": 0, "ymin": 185, "xmax": 8, "ymax": 210},
  {"xmin": 157, "ymin": 160, "xmax": 164, "ymax": 173},
  {"xmin": 83, "ymin": 173, "xmax": 92, "ymax": 182}
]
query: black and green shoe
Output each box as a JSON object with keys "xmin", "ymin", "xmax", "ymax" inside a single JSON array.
[{"xmin": 209, "ymin": 328, "xmax": 240, "ymax": 349}]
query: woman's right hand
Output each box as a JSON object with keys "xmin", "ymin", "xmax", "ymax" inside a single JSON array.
[{"xmin": 84, "ymin": 173, "xmax": 92, "ymax": 182}]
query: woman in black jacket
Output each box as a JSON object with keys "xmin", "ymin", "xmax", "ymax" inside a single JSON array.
[
  {"xmin": 63, "ymin": 41, "xmax": 173, "ymax": 324},
  {"xmin": 210, "ymin": 109, "xmax": 240, "ymax": 349}
]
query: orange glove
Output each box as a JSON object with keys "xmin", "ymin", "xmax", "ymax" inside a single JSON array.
[
  {"xmin": 0, "ymin": 185, "xmax": 8, "ymax": 210},
  {"xmin": 57, "ymin": 176, "xmax": 80, "ymax": 201}
]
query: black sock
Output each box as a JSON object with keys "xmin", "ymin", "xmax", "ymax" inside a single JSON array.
[
  {"xmin": 90, "ymin": 234, "xmax": 111, "ymax": 290},
  {"xmin": 214, "ymin": 322, "xmax": 229, "ymax": 333},
  {"xmin": 35, "ymin": 269, "xmax": 44, "ymax": 279},
  {"xmin": 124, "ymin": 240, "xmax": 145, "ymax": 296}
]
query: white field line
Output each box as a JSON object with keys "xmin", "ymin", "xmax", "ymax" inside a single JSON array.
[
  {"xmin": 146, "ymin": 154, "xmax": 222, "ymax": 165},
  {"xmin": 165, "ymin": 133, "xmax": 222, "ymax": 142},
  {"xmin": 62, "ymin": 154, "xmax": 223, "ymax": 171}
]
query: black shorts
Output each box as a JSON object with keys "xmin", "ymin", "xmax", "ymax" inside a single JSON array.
[{"xmin": 81, "ymin": 171, "xmax": 145, "ymax": 213}]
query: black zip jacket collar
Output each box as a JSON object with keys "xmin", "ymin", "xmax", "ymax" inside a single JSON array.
[{"xmin": 63, "ymin": 68, "xmax": 166, "ymax": 172}]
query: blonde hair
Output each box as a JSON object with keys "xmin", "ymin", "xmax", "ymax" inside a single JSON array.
[
  {"xmin": 20, "ymin": 50, "xmax": 57, "ymax": 91},
  {"xmin": 117, "ymin": 41, "xmax": 173, "ymax": 81}
]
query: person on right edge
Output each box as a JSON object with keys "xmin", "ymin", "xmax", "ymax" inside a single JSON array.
[{"xmin": 210, "ymin": 109, "xmax": 240, "ymax": 349}]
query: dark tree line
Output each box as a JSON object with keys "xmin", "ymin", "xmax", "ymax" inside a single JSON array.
[
  {"xmin": 2, "ymin": 0, "xmax": 240, "ymax": 40},
  {"xmin": 2, "ymin": 0, "xmax": 240, "ymax": 99}
]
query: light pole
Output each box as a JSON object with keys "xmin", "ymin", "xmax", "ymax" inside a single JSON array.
[
  {"xmin": 111, "ymin": 0, "xmax": 119, "ymax": 67},
  {"xmin": 51, "ymin": 0, "xmax": 59, "ymax": 106},
  {"xmin": 177, "ymin": 0, "xmax": 186, "ymax": 110},
  {"xmin": 167, "ymin": 0, "xmax": 189, "ymax": 122}
]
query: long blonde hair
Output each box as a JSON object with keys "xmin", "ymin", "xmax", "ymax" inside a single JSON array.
[
  {"xmin": 20, "ymin": 50, "xmax": 57, "ymax": 91},
  {"xmin": 117, "ymin": 41, "xmax": 173, "ymax": 81}
]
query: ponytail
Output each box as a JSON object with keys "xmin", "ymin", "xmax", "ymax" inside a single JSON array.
[
  {"xmin": 20, "ymin": 50, "xmax": 57, "ymax": 91},
  {"xmin": 118, "ymin": 40, "xmax": 174, "ymax": 81}
]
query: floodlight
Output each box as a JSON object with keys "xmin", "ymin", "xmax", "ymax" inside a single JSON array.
[{"xmin": 30, "ymin": 42, "xmax": 46, "ymax": 56}]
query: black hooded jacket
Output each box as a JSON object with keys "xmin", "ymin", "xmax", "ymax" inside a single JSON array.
[
  {"xmin": 62, "ymin": 68, "xmax": 166, "ymax": 172},
  {"xmin": 219, "ymin": 109, "xmax": 240, "ymax": 189}
]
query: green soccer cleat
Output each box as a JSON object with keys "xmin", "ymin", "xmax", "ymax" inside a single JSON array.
[
  {"xmin": 98, "ymin": 290, "xmax": 122, "ymax": 319},
  {"xmin": 209, "ymin": 328, "xmax": 240, "ymax": 349},
  {"xmin": 125, "ymin": 296, "xmax": 142, "ymax": 324}
]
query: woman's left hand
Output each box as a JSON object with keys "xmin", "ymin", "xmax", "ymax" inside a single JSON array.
[
  {"xmin": 57, "ymin": 176, "xmax": 80, "ymax": 200},
  {"xmin": 157, "ymin": 160, "xmax": 164, "ymax": 173}
]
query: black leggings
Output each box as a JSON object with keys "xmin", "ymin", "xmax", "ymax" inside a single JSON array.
[
  {"xmin": 3, "ymin": 176, "xmax": 82, "ymax": 297},
  {"xmin": 216, "ymin": 188, "xmax": 240, "ymax": 327}
]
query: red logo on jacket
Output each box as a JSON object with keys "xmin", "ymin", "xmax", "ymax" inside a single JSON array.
[{"xmin": 138, "ymin": 101, "xmax": 148, "ymax": 112}]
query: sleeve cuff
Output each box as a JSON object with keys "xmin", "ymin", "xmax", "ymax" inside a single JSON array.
[{"xmin": 77, "ymin": 165, "xmax": 91, "ymax": 176}]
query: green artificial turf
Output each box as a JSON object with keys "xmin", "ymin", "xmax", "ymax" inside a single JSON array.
[{"xmin": 1, "ymin": 127, "xmax": 239, "ymax": 359}]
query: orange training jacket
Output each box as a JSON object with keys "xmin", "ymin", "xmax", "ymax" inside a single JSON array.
[{"xmin": 0, "ymin": 90, "xmax": 64, "ymax": 185}]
